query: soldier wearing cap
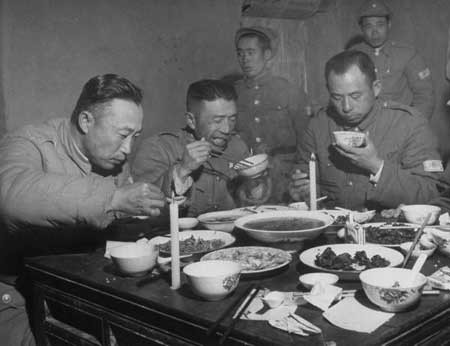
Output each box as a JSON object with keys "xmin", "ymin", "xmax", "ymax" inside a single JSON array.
[
  {"xmin": 349, "ymin": 0, "xmax": 434, "ymax": 119},
  {"xmin": 234, "ymin": 26, "xmax": 310, "ymax": 203}
]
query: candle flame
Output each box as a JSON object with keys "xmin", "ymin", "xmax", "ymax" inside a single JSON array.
[{"xmin": 310, "ymin": 153, "xmax": 316, "ymax": 161}]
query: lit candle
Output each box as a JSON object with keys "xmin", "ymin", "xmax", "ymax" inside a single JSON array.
[
  {"xmin": 170, "ymin": 193, "xmax": 181, "ymax": 290},
  {"xmin": 309, "ymin": 153, "xmax": 317, "ymax": 211}
]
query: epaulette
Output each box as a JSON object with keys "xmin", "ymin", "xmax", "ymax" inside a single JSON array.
[{"xmin": 382, "ymin": 100, "xmax": 422, "ymax": 117}]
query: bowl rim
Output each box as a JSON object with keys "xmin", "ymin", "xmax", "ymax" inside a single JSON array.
[
  {"xmin": 109, "ymin": 244, "xmax": 157, "ymax": 259},
  {"xmin": 359, "ymin": 267, "xmax": 428, "ymax": 288},
  {"xmin": 234, "ymin": 154, "xmax": 269, "ymax": 172},
  {"xmin": 183, "ymin": 259, "xmax": 241, "ymax": 278},
  {"xmin": 400, "ymin": 204, "xmax": 441, "ymax": 212},
  {"xmin": 299, "ymin": 272, "xmax": 339, "ymax": 284}
]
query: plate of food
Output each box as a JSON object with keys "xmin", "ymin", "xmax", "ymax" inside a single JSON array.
[
  {"xmin": 150, "ymin": 230, "xmax": 235, "ymax": 256},
  {"xmin": 363, "ymin": 222, "xmax": 419, "ymax": 247},
  {"xmin": 299, "ymin": 244, "xmax": 404, "ymax": 280},
  {"xmin": 201, "ymin": 246, "xmax": 292, "ymax": 275}
]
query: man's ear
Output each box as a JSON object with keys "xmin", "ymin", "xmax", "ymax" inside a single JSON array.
[
  {"xmin": 373, "ymin": 79, "xmax": 382, "ymax": 98},
  {"xmin": 78, "ymin": 111, "xmax": 95, "ymax": 134},
  {"xmin": 263, "ymin": 49, "xmax": 273, "ymax": 61},
  {"xmin": 186, "ymin": 112, "xmax": 196, "ymax": 130}
]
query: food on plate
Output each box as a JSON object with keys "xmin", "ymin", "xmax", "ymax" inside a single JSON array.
[
  {"xmin": 203, "ymin": 247, "xmax": 291, "ymax": 272},
  {"xmin": 158, "ymin": 235, "xmax": 225, "ymax": 255},
  {"xmin": 428, "ymin": 266, "xmax": 450, "ymax": 290},
  {"xmin": 365, "ymin": 223, "xmax": 416, "ymax": 245},
  {"xmin": 243, "ymin": 217, "xmax": 325, "ymax": 231},
  {"xmin": 202, "ymin": 216, "xmax": 240, "ymax": 223},
  {"xmin": 333, "ymin": 215, "xmax": 347, "ymax": 225},
  {"xmin": 314, "ymin": 247, "xmax": 390, "ymax": 271}
]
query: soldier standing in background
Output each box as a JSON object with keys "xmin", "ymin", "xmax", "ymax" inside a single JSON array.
[
  {"xmin": 350, "ymin": 0, "xmax": 435, "ymax": 119},
  {"xmin": 234, "ymin": 26, "xmax": 310, "ymax": 203}
]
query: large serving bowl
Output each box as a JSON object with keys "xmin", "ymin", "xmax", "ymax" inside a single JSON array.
[
  {"xmin": 197, "ymin": 209, "xmax": 251, "ymax": 232},
  {"xmin": 234, "ymin": 210, "xmax": 334, "ymax": 243},
  {"xmin": 359, "ymin": 268, "xmax": 427, "ymax": 312},
  {"xmin": 400, "ymin": 204, "xmax": 441, "ymax": 225},
  {"xmin": 183, "ymin": 260, "xmax": 241, "ymax": 301},
  {"xmin": 110, "ymin": 243, "xmax": 158, "ymax": 277},
  {"xmin": 233, "ymin": 154, "xmax": 268, "ymax": 178}
]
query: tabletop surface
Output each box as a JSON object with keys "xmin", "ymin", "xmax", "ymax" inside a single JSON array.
[{"xmin": 25, "ymin": 218, "xmax": 450, "ymax": 346}]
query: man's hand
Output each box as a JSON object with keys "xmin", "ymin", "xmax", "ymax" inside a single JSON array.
[
  {"xmin": 177, "ymin": 139, "xmax": 212, "ymax": 179},
  {"xmin": 110, "ymin": 182, "xmax": 165, "ymax": 217},
  {"xmin": 333, "ymin": 132, "xmax": 383, "ymax": 174},
  {"xmin": 288, "ymin": 169, "xmax": 310, "ymax": 201}
]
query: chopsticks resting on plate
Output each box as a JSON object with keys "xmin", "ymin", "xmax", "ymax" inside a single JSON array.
[
  {"xmin": 206, "ymin": 283, "xmax": 255, "ymax": 337},
  {"xmin": 218, "ymin": 285, "xmax": 261, "ymax": 345},
  {"xmin": 401, "ymin": 213, "xmax": 431, "ymax": 268}
]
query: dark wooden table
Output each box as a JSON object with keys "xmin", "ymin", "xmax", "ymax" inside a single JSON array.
[{"xmin": 25, "ymin": 219, "xmax": 450, "ymax": 346}]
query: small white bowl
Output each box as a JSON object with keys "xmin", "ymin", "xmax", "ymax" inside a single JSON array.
[
  {"xmin": 288, "ymin": 202, "xmax": 309, "ymax": 211},
  {"xmin": 262, "ymin": 291, "xmax": 285, "ymax": 309},
  {"xmin": 333, "ymin": 131, "xmax": 365, "ymax": 147},
  {"xmin": 234, "ymin": 154, "xmax": 269, "ymax": 178},
  {"xmin": 353, "ymin": 210, "xmax": 376, "ymax": 223},
  {"xmin": 183, "ymin": 260, "xmax": 241, "ymax": 301},
  {"xmin": 400, "ymin": 205, "xmax": 441, "ymax": 225},
  {"xmin": 178, "ymin": 217, "xmax": 198, "ymax": 230},
  {"xmin": 110, "ymin": 243, "xmax": 158, "ymax": 277},
  {"xmin": 299, "ymin": 272, "xmax": 339, "ymax": 290}
]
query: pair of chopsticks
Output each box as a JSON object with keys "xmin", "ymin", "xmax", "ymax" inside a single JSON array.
[
  {"xmin": 401, "ymin": 213, "xmax": 431, "ymax": 268},
  {"xmin": 206, "ymin": 284, "xmax": 261, "ymax": 344},
  {"xmin": 210, "ymin": 150, "xmax": 253, "ymax": 168}
]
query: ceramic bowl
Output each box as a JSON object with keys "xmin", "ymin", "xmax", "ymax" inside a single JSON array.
[
  {"xmin": 299, "ymin": 272, "xmax": 339, "ymax": 290},
  {"xmin": 262, "ymin": 291, "xmax": 285, "ymax": 308},
  {"xmin": 197, "ymin": 209, "xmax": 250, "ymax": 233},
  {"xmin": 353, "ymin": 210, "xmax": 376, "ymax": 223},
  {"xmin": 178, "ymin": 217, "xmax": 198, "ymax": 230},
  {"xmin": 359, "ymin": 267, "xmax": 427, "ymax": 312},
  {"xmin": 233, "ymin": 154, "xmax": 269, "ymax": 178},
  {"xmin": 110, "ymin": 243, "xmax": 159, "ymax": 277},
  {"xmin": 183, "ymin": 260, "xmax": 241, "ymax": 301},
  {"xmin": 400, "ymin": 204, "xmax": 441, "ymax": 225},
  {"xmin": 332, "ymin": 131, "xmax": 365, "ymax": 147},
  {"xmin": 288, "ymin": 202, "xmax": 309, "ymax": 211}
]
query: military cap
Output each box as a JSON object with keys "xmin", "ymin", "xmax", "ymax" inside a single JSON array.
[
  {"xmin": 235, "ymin": 26, "xmax": 279, "ymax": 55},
  {"xmin": 358, "ymin": 0, "xmax": 391, "ymax": 20}
]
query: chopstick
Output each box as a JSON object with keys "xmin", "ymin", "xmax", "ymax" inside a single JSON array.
[
  {"xmin": 206, "ymin": 284, "xmax": 255, "ymax": 337},
  {"xmin": 218, "ymin": 286, "xmax": 261, "ymax": 345},
  {"xmin": 401, "ymin": 213, "xmax": 431, "ymax": 268},
  {"xmin": 211, "ymin": 150, "xmax": 253, "ymax": 167}
]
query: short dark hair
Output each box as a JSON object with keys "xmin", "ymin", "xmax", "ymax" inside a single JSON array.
[
  {"xmin": 325, "ymin": 50, "xmax": 377, "ymax": 85},
  {"xmin": 237, "ymin": 32, "xmax": 271, "ymax": 52},
  {"xmin": 358, "ymin": 15, "xmax": 390, "ymax": 27},
  {"xmin": 70, "ymin": 74, "xmax": 142, "ymax": 124},
  {"xmin": 186, "ymin": 79, "xmax": 237, "ymax": 112}
]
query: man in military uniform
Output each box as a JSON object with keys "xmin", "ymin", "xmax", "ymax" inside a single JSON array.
[
  {"xmin": 234, "ymin": 26, "xmax": 310, "ymax": 203},
  {"xmin": 350, "ymin": 0, "xmax": 434, "ymax": 119},
  {"xmin": 289, "ymin": 50, "xmax": 442, "ymax": 211},
  {"xmin": 132, "ymin": 79, "xmax": 270, "ymax": 216}
]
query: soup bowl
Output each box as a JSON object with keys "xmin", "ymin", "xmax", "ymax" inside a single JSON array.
[{"xmin": 234, "ymin": 210, "xmax": 334, "ymax": 243}]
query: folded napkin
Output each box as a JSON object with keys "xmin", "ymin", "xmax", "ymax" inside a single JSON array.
[
  {"xmin": 323, "ymin": 297, "xmax": 394, "ymax": 333},
  {"xmin": 303, "ymin": 282, "xmax": 342, "ymax": 311}
]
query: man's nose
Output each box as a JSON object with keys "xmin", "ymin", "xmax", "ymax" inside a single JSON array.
[
  {"xmin": 342, "ymin": 97, "xmax": 352, "ymax": 113},
  {"xmin": 121, "ymin": 137, "xmax": 133, "ymax": 155},
  {"xmin": 220, "ymin": 119, "xmax": 231, "ymax": 134}
]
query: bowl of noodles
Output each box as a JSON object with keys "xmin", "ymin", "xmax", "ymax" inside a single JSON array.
[{"xmin": 234, "ymin": 210, "xmax": 334, "ymax": 243}]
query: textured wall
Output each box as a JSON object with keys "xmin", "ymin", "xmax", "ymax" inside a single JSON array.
[{"xmin": 1, "ymin": 0, "xmax": 242, "ymax": 137}]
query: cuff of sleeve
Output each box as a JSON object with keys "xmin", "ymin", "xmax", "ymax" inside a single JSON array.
[
  {"xmin": 173, "ymin": 166, "xmax": 193, "ymax": 195},
  {"xmin": 369, "ymin": 160, "xmax": 384, "ymax": 185}
]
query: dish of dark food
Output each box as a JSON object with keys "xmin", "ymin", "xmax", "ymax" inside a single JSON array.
[
  {"xmin": 159, "ymin": 235, "xmax": 225, "ymax": 255},
  {"xmin": 299, "ymin": 244, "xmax": 404, "ymax": 280},
  {"xmin": 201, "ymin": 246, "xmax": 292, "ymax": 274},
  {"xmin": 315, "ymin": 247, "xmax": 390, "ymax": 271},
  {"xmin": 364, "ymin": 223, "xmax": 417, "ymax": 246},
  {"xmin": 243, "ymin": 217, "xmax": 325, "ymax": 231}
]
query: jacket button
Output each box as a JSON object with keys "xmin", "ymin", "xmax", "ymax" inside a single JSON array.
[
  {"xmin": 254, "ymin": 85, "xmax": 260, "ymax": 90},
  {"xmin": 255, "ymin": 137, "xmax": 262, "ymax": 143},
  {"xmin": 2, "ymin": 294, "xmax": 11, "ymax": 304},
  {"xmin": 254, "ymin": 117, "xmax": 260, "ymax": 123},
  {"xmin": 348, "ymin": 181, "xmax": 353, "ymax": 186},
  {"xmin": 216, "ymin": 176, "xmax": 220, "ymax": 181},
  {"xmin": 254, "ymin": 99, "xmax": 260, "ymax": 105}
]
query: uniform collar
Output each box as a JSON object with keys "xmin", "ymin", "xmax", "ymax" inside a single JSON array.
[
  {"xmin": 62, "ymin": 120, "xmax": 92, "ymax": 174},
  {"xmin": 243, "ymin": 69, "xmax": 272, "ymax": 88}
]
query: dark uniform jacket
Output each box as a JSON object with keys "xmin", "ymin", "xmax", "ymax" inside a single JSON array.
[
  {"xmin": 234, "ymin": 71, "xmax": 309, "ymax": 202},
  {"xmin": 296, "ymin": 99, "xmax": 441, "ymax": 210},
  {"xmin": 132, "ymin": 128, "xmax": 249, "ymax": 216},
  {"xmin": 352, "ymin": 40, "xmax": 434, "ymax": 119}
]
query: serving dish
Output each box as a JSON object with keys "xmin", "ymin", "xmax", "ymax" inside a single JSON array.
[
  {"xmin": 150, "ymin": 230, "xmax": 235, "ymax": 256},
  {"xmin": 362, "ymin": 222, "xmax": 419, "ymax": 247},
  {"xmin": 201, "ymin": 246, "xmax": 292, "ymax": 275},
  {"xmin": 299, "ymin": 244, "xmax": 404, "ymax": 280},
  {"xmin": 234, "ymin": 210, "xmax": 333, "ymax": 243},
  {"xmin": 197, "ymin": 209, "xmax": 251, "ymax": 232}
]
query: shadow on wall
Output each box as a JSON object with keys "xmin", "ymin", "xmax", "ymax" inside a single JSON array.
[{"xmin": 345, "ymin": 35, "xmax": 365, "ymax": 50}]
